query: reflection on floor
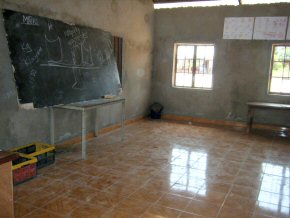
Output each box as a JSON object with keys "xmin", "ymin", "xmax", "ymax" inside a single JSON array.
[{"xmin": 14, "ymin": 120, "xmax": 290, "ymax": 218}]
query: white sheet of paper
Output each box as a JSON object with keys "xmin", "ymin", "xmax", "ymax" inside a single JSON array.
[
  {"xmin": 253, "ymin": 17, "xmax": 288, "ymax": 40},
  {"xmin": 223, "ymin": 17, "xmax": 254, "ymax": 40}
]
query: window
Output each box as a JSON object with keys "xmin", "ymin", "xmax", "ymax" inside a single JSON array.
[
  {"xmin": 173, "ymin": 43, "xmax": 214, "ymax": 89},
  {"xmin": 269, "ymin": 44, "xmax": 290, "ymax": 95}
]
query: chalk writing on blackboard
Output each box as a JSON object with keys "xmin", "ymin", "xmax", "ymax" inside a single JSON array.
[
  {"xmin": 24, "ymin": 47, "xmax": 43, "ymax": 66},
  {"xmin": 22, "ymin": 15, "xmax": 39, "ymax": 26},
  {"xmin": 21, "ymin": 42, "xmax": 32, "ymax": 53},
  {"xmin": 4, "ymin": 9, "xmax": 121, "ymax": 108},
  {"xmin": 45, "ymin": 35, "xmax": 63, "ymax": 63}
]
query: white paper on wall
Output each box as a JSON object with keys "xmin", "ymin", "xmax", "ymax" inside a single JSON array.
[
  {"xmin": 223, "ymin": 17, "xmax": 254, "ymax": 40},
  {"xmin": 286, "ymin": 17, "xmax": 290, "ymax": 40},
  {"xmin": 253, "ymin": 17, "xmax": 288, "ymax": 40}
]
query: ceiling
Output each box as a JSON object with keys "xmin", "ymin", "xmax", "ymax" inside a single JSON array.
[
  {"xmin": 153, "ymin": 0, "xmax": 242, "ymax": 4},
  {"xmin": 152, "ymin": 0, "xmax": 290, "ymax": 5}
]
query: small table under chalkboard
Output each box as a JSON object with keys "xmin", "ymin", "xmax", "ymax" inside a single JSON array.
[{"xmin": 50, "ymin": 97, "xmax": 125, "ymax": 159}]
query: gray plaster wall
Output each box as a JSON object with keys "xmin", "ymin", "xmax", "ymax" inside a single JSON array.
[
  {"xmin": 0, "ymin": 0, "xmax": 153, "ymax": 150},
  {"xmin": 153, "ymin": 4, "xmax": 290, "ymax": 126}
]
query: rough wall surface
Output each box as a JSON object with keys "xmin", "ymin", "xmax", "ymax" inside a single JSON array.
[
  {"xmin": 153, "ymin": 4, "xmax": 290, "ymax": 126},
  {"xmin": 0, "ymin": 0, "xmax": 153, "ymax": 149}
]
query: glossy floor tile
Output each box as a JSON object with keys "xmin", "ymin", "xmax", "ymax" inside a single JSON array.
[{"xmin": 13, "ymin": 120, "xmax": 290, "ymax": 218}]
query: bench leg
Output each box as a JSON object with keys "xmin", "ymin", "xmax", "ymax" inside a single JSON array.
[{"xmin": 247, "ymin": 108, "xmax": 254, "ymax": 134}]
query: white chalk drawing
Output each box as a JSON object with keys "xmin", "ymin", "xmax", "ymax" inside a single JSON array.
[
  {"xmin": 48, "ymin": 21, "xmax": 53, "ymax": 31},
  {"xmin": 40, "ymin": 28, "xmax": 113, "ymax": 89},
  {"xmin": 21, "ymin": 42, "xmax": 32, "ymax": 53},
  {"xmin": 40, "ymin": 62, "xmax": 100, "ymax": 69},
  {"xmin": 64, "ymin": 27, "xmax": 80, "ymax": 38},
  {"xmin": 45, "ymin": 35, "xmax": 63, "ymax": 63},
  {"xmin": 24, "ymin": 47, "xmax": 43, "ymax": 66},
  {"xmin": 100, "ymin": 32, "xmax": 113, "ymax": 63},
  {"xmin": 28, "ymin": 69, "xmax": 37, "ymax": 84},
  {"xmin": 22, "ymin": 15, "xmax": 39, "ymax": 26},
  {"xmin": 81, "ymin": 44, "xmax": 93, "ymax": 66}
]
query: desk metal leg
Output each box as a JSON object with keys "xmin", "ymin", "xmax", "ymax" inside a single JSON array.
[
  {"xmin": 81, "ymin": 109, "xmax": 87, "ymax": 160},
  {"xmin": 121, "ymin": 101, "xmax": 125, "ymax": 141},
  {"xmin": 246, "ymin": 107, "xmax": 254, "ymax": 134},
  {"xmin": 94, "ymin": 108, "xmax": 99, "ymax": 137},
  {"xmin": 50, "ymin": 107, "xmax": 55, "ymax": 145}
]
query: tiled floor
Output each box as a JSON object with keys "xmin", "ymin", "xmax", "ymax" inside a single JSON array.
[{"xmin": 14, "ymin": 120, "xmax": 290, "ymax": 218}]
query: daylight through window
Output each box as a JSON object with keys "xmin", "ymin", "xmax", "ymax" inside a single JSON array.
[
  {"xmin": 269, "ymin": 44, "xmax": 290, "ymax": 95},
  {"xmin": 173, "ymin": 44, "xmax": 214, "ymax": 89}
]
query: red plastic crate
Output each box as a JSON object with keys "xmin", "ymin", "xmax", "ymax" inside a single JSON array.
[{"xmin": 12, "ymin": 154, "xmax": 37, "ymax": 185}]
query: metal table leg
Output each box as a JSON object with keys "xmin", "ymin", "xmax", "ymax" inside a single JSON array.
[
  {"xmin": 246, "ymin": 107, "xmax": 254, "ymax": 134},
  {"xmin": 121, "ymin": 100, "xmax": 125, "ymax": 141},
  {"xmin": 81, "ymin": 109, "xmax": 86, "ymax": 160},
  {"xmin": 50, "ymin": 107, "xmax": 55, "ymax": 145},
  {"xmin": 94, "ymin": 108, "xmax": 99, "ymax": 137}
]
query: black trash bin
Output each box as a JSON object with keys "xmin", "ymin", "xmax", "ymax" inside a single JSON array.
[{"xmin": 150, "ymin": 102, "xmax": 164, "ymax": 119}]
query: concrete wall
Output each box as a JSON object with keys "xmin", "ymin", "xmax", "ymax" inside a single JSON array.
[
  {"xmin": 153, "ymin": 4, "xmax": 290, "ymax": 126},
  {"xmin": 0, "ymin": 0, "xmax": 153, "ymax": 149}
]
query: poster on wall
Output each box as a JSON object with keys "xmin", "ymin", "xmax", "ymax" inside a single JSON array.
[
  {"xmin": 253, "ymin": 17, "xmax": 288, "ymax": 40},
  {"xmin": 286, "ymin": 17, "xmax": 290, "ymax": 40},
  {"xmin": 223, "ymin": 17, "xmax": 254, "ymax": 40}
]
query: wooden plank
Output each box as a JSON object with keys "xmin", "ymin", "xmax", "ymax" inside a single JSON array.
[
  {"xmin": 0, "ymin": 151, "xmax": 18, "ymax": 165},
  {"xmin": 0, "ymin": 162, "xmax": 14, "ymax": 218}
]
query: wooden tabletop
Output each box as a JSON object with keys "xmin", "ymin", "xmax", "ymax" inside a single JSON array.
[
  {"xmin": 247, "ymin": 102, "xmax": 290, "ymax": 110},
  {"xmin": 0, "ymin": 151, "xmax": 18, "ymax": 165}
]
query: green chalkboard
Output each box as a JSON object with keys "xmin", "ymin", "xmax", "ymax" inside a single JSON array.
[{"xmin": 3, "ymin": 9, "xmax": 121, "ymax": 108}]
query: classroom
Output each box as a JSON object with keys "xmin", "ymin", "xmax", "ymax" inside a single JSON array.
[{"xmin": 0, "ymin": 0, "xmax": 290, "ymax": 217}]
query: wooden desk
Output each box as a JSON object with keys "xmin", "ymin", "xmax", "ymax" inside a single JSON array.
[
  {"xmin": 0, "ymin": 151, "xmax": 18, "ymax": 218},
  {"xmin": 50, "ymin": 97, "xmax": 125, "ymax": 160},
  {"xmin": 246, "ymin": 102, "xmax": 290, "ymax": 133}
]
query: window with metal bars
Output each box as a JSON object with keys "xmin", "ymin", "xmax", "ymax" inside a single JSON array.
[
  {"xmin": 173, "ymin": 43, "xmax": 214, "ymax": 89},
  {"xmin": 269, "ymin": 44, "xmax": 290, "ymax": 95}
]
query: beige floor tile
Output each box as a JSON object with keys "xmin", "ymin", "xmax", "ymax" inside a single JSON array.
[
  {"xmin": 143, "ymin": 205, "xmax": 181, "ymax": 218},
  {"xmin": 22, "ymin": 208, "xmax": 62, "ymax": 218},
  {"xmin": 14, "ymin": 202, "xmax": 37, "ymax": 218},
  {"xmin": 114, "ymin": 198, "xmax": 152, "ymax": 215},
  {"xmin": 11, "ymin": 121, "xmax": 290, "ymax": 218},
  {"xmin": 157, "ymin": 193, "xmax": 191, "ymax": 211},
  {"xmin": 185, "ymin": 199, "xmax": 220, "ymax": 218},
  {"xmin": 217, "ymin": 206, "xmax": 253, "ymax": 218},
  {"xmin": 42, "ymin": 195, "xmax": 82, "ymax": 216},
  {"xmin": 17, "ymin": 189, "xmax": 58, "ymax": 208},
  {"xmin": 70, "ymin": 204, "xmax": 109, "ymax": 218},
  {"xmin": 223, "ymin": 193, "xmax": 256, "ymax": 212},
  {"xmin": 193, "ymin": 190, "xmax": 227, "ymax": 206},
  {"xmin": 66, "ymin": 186, "xmax": 98, "ymax": 202},
  {"xmin": 128, "ymin": 188, "xmax": 163, "ymax": 203},
  {"xmin": 229, "ymin": 184, "xmax": 259, "ymax": 200},
  {"xmin": 179, "ymin": 212, "xmax": 205, "ymax": 218},
  {"xmin": 254, "ymin": 201, "xmax": 290, "ymax": 218},
  {"xmin": 88, "ymin": 191, "xmax": 123, "ymax": 208},
  {"xmin": 102, "ymin": 209, "xmax": 140, "ymax": 218}
]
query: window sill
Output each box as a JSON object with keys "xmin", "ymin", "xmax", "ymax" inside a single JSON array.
[
  {"xmin": 267, "ymin": 92, "xmax": 290, "ymax": 97},
  {"xmin": 172, "ymin": 86, "xmax": 213, "ymax": 91}
]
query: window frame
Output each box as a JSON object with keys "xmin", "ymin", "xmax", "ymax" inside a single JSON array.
[
  {"xmin": 268, "ymin": 43, "xmax": 290, "ymax": 96},
  {"xmin": 172, "ymin": 43, "xmax": 215, "ymax": 90}
]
